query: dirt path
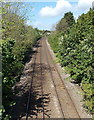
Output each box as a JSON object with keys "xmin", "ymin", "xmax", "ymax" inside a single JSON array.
[{"xmin": 11, "ymin": 38, "xmax": 91, "ymax": 119}]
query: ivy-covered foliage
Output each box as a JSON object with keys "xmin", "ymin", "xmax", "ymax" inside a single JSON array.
[
  {"xmin": 48, "ymin": 9, "xmax": 94, "ymax": 114},
  {"xmin": 1, "ymin": 3, "xmax": 41, "ymax": 119}
]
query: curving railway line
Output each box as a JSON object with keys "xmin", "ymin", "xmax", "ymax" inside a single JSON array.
[{"xmin": 22, "ymin": 37, "xmax": 82, "ymax": 120}]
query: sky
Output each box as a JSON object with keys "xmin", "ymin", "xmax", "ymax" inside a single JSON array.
[{"xmin": 21, "ymin": 0, "xmax": 94, "ymax": 30}]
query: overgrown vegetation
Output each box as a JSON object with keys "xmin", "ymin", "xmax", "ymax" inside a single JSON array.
[
  {"xmin": 0, "ymin": 3, "xmax": 41, "ymax": 119},
  {"xmin": 48, "ymin": 10, "xmax": 94, "ymax": 114}
]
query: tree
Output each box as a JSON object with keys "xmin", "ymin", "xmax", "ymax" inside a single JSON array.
[
  {"xmin": 56, "ymin": 18, "xmax": 68, "ymax": 31},
  {"xmin": 64, "ymin": 12, "xmax": 75, "ymax": 27},
  {"xmin": 56, "ymin": 12, "xmax": 75, "ymax": 31}
]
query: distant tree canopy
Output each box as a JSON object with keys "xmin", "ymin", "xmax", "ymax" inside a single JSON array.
[{"xmin": 56, "ymin": 12, "xmax": 75, "ymax": 31}]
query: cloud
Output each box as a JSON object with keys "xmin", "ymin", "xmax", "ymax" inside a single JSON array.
[
  {"xmin": 26, "ymin": 20, "xmax": 42, "ymax": 27},
  {"xmin": 39, "ymin": 0, "xmax": 93, "ymax": 18},
  {"xmin": 39, "ymin": 0, "xmax": 72, "ymax": 17},
  {"xmin": 32, "ymin": 21, "xmax": 42, "ymax": 27},
  {"xmin": 26, "ymin": 20, "xmax": 32, "ymax": 25},
  {"xmin": 31, "ymin": 21, "xmax": 51, "ymax": 30},
  {"xmin": 77, "ymin": 0, "xmax": 93, "ymax": 11}
]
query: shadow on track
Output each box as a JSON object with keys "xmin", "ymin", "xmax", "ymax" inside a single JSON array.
[{"xmin": 9, "ymin": 40, "xmax": 53, "ymax": 120}]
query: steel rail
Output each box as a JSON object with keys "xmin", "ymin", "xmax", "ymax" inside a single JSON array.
[
  {"xmin": 43, "ymin": 38, "xmax": 65, "ymax": 119},
  {"xmin": 25, "ymin": 39, "xmax": 45, "ymax": 120},
  {"xmin": 45, "ymin": 37, "xmax": 81, "ymax": 119},
  {"xmin": 25, "ymin": 42, "xmax": 39, "ymax": 120},
  {"xmin": 40, "ymin": 38, "xmax": 45, "ymax": 120}
]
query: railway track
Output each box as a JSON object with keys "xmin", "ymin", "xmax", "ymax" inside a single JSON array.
[
  {"xmin": 24, "ymin": 37, "xmax": 81, "ymax": 119},
  {"xmin": 44, "ymin": 37, "xmax": 81, "ymax": 119},
  {"xmin": 25, "ymin": 41, "xmax": 39, "ymax": 120},
  {"xmin": 43, "ymin": 38, "xmax": 65, "ymax": 118},
  {"xmin": 39, "ymin": 38, "xmax": 45, "ymax": 119},
  {"xmin": 25, "ymin": 38, "xmax": 45, "ymax": 120}
]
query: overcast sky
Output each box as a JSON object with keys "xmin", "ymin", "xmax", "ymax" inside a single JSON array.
[{"xmin": 23, "ymin": 0, "xmax": 93, "ymax": 30}]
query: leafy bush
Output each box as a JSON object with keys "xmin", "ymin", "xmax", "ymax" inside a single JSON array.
[
  {"xmin": 1, "ymin": 3, "xmax": 41, "ymax": 119},
  {"xmin": 48, "ymin": 9, "xmax": 94, "ymax": 114},
  {"xmin": 48, "ymin": 31, "xmax": 63, "ymax": 53}
]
